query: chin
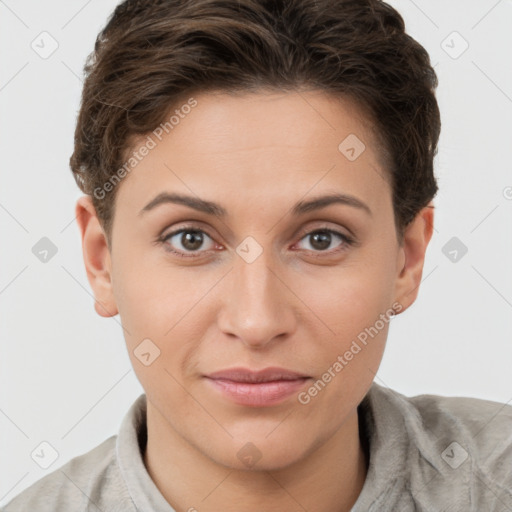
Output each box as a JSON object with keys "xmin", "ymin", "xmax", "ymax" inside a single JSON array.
[{"xmin": 204, "ymin": 435, "xmax": 308, "ymax": 473}]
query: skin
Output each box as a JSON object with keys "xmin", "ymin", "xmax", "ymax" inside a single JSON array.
[{"xmin": 76, "ymin": 90, "xmax": 434, "ymax": 512}]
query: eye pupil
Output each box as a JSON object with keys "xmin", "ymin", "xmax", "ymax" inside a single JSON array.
[
  {"xmin": 182, "ymin": 231, "xmax": 203, "ymax": 250},
  {"xmin": 310, "ymin": 231, "xmax": 331, "ymax": 250}
]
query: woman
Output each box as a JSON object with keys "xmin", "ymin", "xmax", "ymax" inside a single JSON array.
[{"xmin": 4, "ymin": 0, "xmax": 511, "ymax": 511}]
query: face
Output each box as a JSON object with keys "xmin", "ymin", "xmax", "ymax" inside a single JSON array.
[{"xmin": 78, "ymin": 90, "xmax": 432, "ymax": 471}]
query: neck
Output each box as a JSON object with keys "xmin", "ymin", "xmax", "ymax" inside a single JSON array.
[{"xmin": 143, "ymin": 403, "xmax": 368, "ymax": 512}]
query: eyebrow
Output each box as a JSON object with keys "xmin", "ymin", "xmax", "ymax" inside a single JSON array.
[{"xmin": 139, "ymin": 191, "xmax": 372, "ymax": 217}]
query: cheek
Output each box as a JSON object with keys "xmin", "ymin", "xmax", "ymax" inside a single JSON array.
[
  {"xmin": 301, "ymin": 277, "xmax": 392, "ymax": 416},
  {"xmin": 303, "ymin": 244, "xmax": 397, "ymax": 368},
  {"xmin": 310, "ymin": 289, "xmax": 391, "ymax": 387},
  {"xmin": 112, "ymin": 261, "xmax": 197, "ymax": 401},
  {"xmin": 307, "ymin": 261, "xmax": 395, "ymax": 336},
  {"xmin": 111, "ymin": 254, "xmax": 212, "ymax": 372},
  {"xmin": 112, "ymin": 245, "xmax": 183, "ymax": 326}
]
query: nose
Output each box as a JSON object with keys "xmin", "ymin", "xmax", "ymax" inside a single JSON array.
[{"xmin": 217, "ymin": 249, "xmax": 297, "ymax": 349}]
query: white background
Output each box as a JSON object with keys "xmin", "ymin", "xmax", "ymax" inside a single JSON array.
[{"xmin": 1, "ymin": 0, "xmax": 511, "ymax": 505}]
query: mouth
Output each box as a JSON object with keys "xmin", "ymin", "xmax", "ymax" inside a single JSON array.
[{"xmin": 203, "ymin": 367, "xmax": 311, "ymax": 407}]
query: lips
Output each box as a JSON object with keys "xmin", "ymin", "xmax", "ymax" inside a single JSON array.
[
  {"xmin": 204, "ymin": 367, "xmax": 311, "ymax": 407},
  {"xmin": 205, "ymin": 366, "xmax": 309, "ymax": 383}
]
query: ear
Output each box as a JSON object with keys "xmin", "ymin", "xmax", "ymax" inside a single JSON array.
[
  {"xmin": 393, "ymin": 202, "xmax": 435, "ymax": 314},
  {"xmin": 75, "ymin": 195, "xmax": 118, "ymax": 318}
]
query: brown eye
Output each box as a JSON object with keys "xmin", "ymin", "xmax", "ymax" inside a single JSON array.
[
  {"xmin": 308, "ymin": 231, "xmax": 332, "ymax": 251},
  {"xmin": 295, "ymin": 229, "xmax": 353, "ymax": 254},
  {"xmin": 161, "ymin": 228, "xmax": 216, "ymax": 256},
  {"xmin": 178, "ymin": 231, "xmax": 204, "ymax": 251}
]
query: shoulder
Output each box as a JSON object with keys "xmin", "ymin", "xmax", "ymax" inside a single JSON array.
[
  {"xmin": 404, "ymin": 388, "xmax": 512, "ymax": 465},
  {"xmin": 1, "ymin": 435, "xmax": 135, "ymax": 512},
  {"xmin": 408, "ymin": 388, "xmax": 512, "ymax": 432},
  {"xmin": 367, "ymin": 383, "xmax": 512, "ymax": 510},
  {"xmin": 371, "ymin": 383, "xmax": 512, "ymax": 449}
]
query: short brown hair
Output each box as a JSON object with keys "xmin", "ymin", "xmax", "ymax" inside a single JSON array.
[{"xmin": 70, "ymin": 0, "xmax": 440, "ymax": 247}]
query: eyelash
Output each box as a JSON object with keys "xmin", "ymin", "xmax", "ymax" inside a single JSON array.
[{"xmin": 156, "ymin": 225, "xmax": 355, "ymax": 259}]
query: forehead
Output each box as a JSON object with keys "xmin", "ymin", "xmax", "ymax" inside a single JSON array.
[{"xmin": 117, "ymin": 90, "xmax": 391, "ymax": 216}]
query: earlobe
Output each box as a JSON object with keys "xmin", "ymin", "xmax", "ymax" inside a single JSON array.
[
  {"xmin": 75, "ymin": 196, "xmax": 118, "ymax": 318},
  {"xmin": 393, "ymin": 203, "xmax": 435, "ymax": 314}
]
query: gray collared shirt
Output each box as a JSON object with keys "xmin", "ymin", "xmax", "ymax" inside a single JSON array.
[{"xmin": 3, "ymin": 382, "xmax": 512, "ymax": 511}]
